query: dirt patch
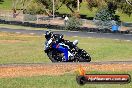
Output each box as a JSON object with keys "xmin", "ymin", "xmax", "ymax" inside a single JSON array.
[{"xmin": 0, "ymin": 63, "xmax": 132, "ymax": 78}]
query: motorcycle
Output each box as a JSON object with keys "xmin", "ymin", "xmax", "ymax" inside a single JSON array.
[{"xmin": 44, "ymin": 34, "xmax": 91, "ymax": 62}]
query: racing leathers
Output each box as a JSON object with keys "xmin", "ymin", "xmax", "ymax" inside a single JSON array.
[{"xmin": 45, "ymin": 34, "xmax": 73, "ymax": 61}]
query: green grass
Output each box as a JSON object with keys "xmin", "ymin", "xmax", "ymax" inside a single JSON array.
[
  {"xmin": 0, "ymin": 0, "xmax": 12, "ymax": 9},
  {"xmin": 0, "ymin": 32, "xmax": 132, "ymax": 64},
  {"xmin": 56, "ymin": 4, "xmax": 72, "ymax": 14},
  {"xmin": 0, "ymin": 32, "xmax": 48, "ymax": 64},
  {"xmin": 0, "ymin": 24, "xmax": 48, "ymax": 30},
  {"xmin": 116, "ymin": 12, "xmax": 132, "ymax": 22},
  {"xmin": 80, "ymin": 3, "xmax": 97, "ymax": 17},
  {"xmin": 0, "ymin": 24, "xmax": 66, "ymax": 31},
  {"xmin": 0, "ymin": 71, "xmax": 132, "ymax": 88},
  {"xmin": 68, "ymin": 36, "xmax": 132, "ymax": 62}
]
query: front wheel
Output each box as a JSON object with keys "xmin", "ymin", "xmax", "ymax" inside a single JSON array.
[
  {"xmin": 77, "ymin": 49, "xmax": 91, "ymax": 62},
  {"xmin": 79, "ymin": 55, "xmax": 91, "ymax": 62}
]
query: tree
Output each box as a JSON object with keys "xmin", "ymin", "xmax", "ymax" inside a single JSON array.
[
  {"xmin": 0, "ymin": 0, "xmax": 4, "ymax": 4},
  {"xmin": 36, "ymin": 0, "xmax": 61, "ymax": 15},
  {"xmin": 93, "ymin": 0, "xmax": 132, "ymax": 29},
  {"xmin": 0, "ymin": 0, "xmax": 3, "ymax": 2},
  {"xmin": 105, "ymin": 0, "xmax": 132, "ymax": 16},
  {"xmin": 86, "ymin": 0, "xmax": 132, "ymax": 16},
  {"xmin": 24, "ymin": 0, "xmax": 46, "ymax": 15},
  {"xmin": 12, "ymin": 0, "xmax": 33, "ymax": 17},
  {"xmin": 60, "ymin": 0, "xmax": 83, "ymax": 13},
  {"xmin": 36, "ymin": 0, "xmax": 83, "ymax": 15},
  {"xmin": 86, "ymin": 0, "xmax": 106, "ymax": 10},
  {"xmin": 93, "ymin": 8, "xmax": 117, "ymax": 29}
]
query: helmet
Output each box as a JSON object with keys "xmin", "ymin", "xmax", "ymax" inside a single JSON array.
[{"xmin": 45, "ymin": 31, "xmax": 53, "ymax": 40}]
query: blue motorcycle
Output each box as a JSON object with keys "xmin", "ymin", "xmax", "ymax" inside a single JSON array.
[{"xmin": 44, "ymin": 34, "xmax": 91, "ymax": 62}]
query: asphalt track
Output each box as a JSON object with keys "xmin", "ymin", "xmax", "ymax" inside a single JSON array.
[
  {"xmin": 0, "ymin": 27, "xmax": 132, "ymax": 41},
  {"xmin": 0, "ymin": 27, "xmax": 132, "ymax": 65}
]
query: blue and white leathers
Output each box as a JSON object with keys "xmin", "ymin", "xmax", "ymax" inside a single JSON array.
[{"xmin": 45, "ymin": 38, "xmax": 73, "ymax": 61}]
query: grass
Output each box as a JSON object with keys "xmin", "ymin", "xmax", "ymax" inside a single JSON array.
[
  {"xmin": 68, "ymin": 36, "xmax": 132, "ymax": 62},
  {"xmin": 0, "ymin": 32, "xmax": 132, "ymax": 64},
  {"xmin": 0, "ymin": 32, "xmax": 48, "ymax": 64},
  {"xmin": 116, "ymin": 11, "xmax": 132, "ymax": 22},
  {"xmin": 0, "ymin": 31, "xmax": 132, "ymax": 88},
  {"xmin": 0, "ymin": 24, "xmax": 48, "ymax": 30},
  {"xmin": 0, "ymin": 71, "xmax": 132, "ymax": 88},
  {"xmin": 0, "ymin": 24, "xmax": 66, "ymax": 31},
  {"xmin": 0, "ymin": 0, "xmax": 12, "ymax": 9}
]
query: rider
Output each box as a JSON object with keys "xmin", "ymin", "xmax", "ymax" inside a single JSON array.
[{"xmin": 44, "ymin": 31, "xmax": 74, "ymax": 61}]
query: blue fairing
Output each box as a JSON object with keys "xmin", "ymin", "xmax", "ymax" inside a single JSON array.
[{"xmin": 52, "ymin": 43, "xmax": 68, "ymax": 61}]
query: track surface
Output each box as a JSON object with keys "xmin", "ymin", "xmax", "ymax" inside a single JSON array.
[{"xmin": 0, "ymin": 27, "xmax": 132, "ymax": 40}]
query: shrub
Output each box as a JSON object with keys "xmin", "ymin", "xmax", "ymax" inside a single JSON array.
[
  {"xmin": 65, "ymin": 16, "xmax": 82, "ymax": 30},
  {"xmin": 93, "ymin": 8, "xmax": 120, "ymax": 30},
  {"xmin": 24, "ymin": 14, "xmax": 37, "ymax": 21}
]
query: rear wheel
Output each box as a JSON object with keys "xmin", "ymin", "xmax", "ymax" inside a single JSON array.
[
  {"xmin": 47, "ymin": 51, "xmax": 58, "ymax": 62},
  {"xmin": 47, "ymin": 50, "xmax": 63, "ymax": 62}
]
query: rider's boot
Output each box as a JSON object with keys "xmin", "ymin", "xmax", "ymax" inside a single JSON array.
[
  {"xmin": 61, "ymin": 53, "xmax": 67, "ymax": 62},
  {"xmin": 68, "ymin": 51, "xmax": 74, "ymax": 60},
  {"xmin": 62, "ymin": 51, "xmax": 74, "ymax": 61},
  {"xmin": 62, "ymin": 57, "xmax": 66, "ymax": 62}
]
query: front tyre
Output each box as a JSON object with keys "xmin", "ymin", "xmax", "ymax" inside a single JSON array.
[
  {"xmin": 76, "ymin": 76, "xmax": 86, "ymax": 85},
  {"xmin": 78, "ymin": 49, "xmax": 91, "ymax": 62}
]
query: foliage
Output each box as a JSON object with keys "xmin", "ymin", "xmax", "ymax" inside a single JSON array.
[
  {"xmin": 24, "ymin": 1, "xmax": 45, "ymax": 15},
  {"xmin": 86, "ymin": 0, "xmax": 132, "ymax": 16},
  {"xmin": 36, "ymin": 0, "xmax": 83, "ymax": 15},
  {"xmin": 65, "ymin": 16, "xmax": 82, "ymax": 30},
  {"xmin": 12, "ymin": 0, "xmax": 31, "ymax": 10},
  {"xmin": 121, "ymin": 3, "xmax": 132, "ymax": 16},
  {"xmin": 36, "ymin": 0, "xmax": 60, "ymax": 15},
  {"xmin": 106, "ymin": 0, "xmax": 132, "ymax": 16},
  {"xmin": 93, "ymin": 8, "xmax": 118, "ymax": 29},
  {"xmin": 12, "ymin": 0, "xmax": 34, "ymax": 15},
  {"xmin": 23, "ymin": 14, "xmax": 37, "ymax": 21},
  {"xmin": 60, "ymin": 0, "xmax": 82, "ymax": 13},
  {"xmin": 86, "ymin": 0, "xmax": 106, "ymax": 10},
  {"xmin": 0, "ymin": 0, "xmax": 4, "ymax": 3}
]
